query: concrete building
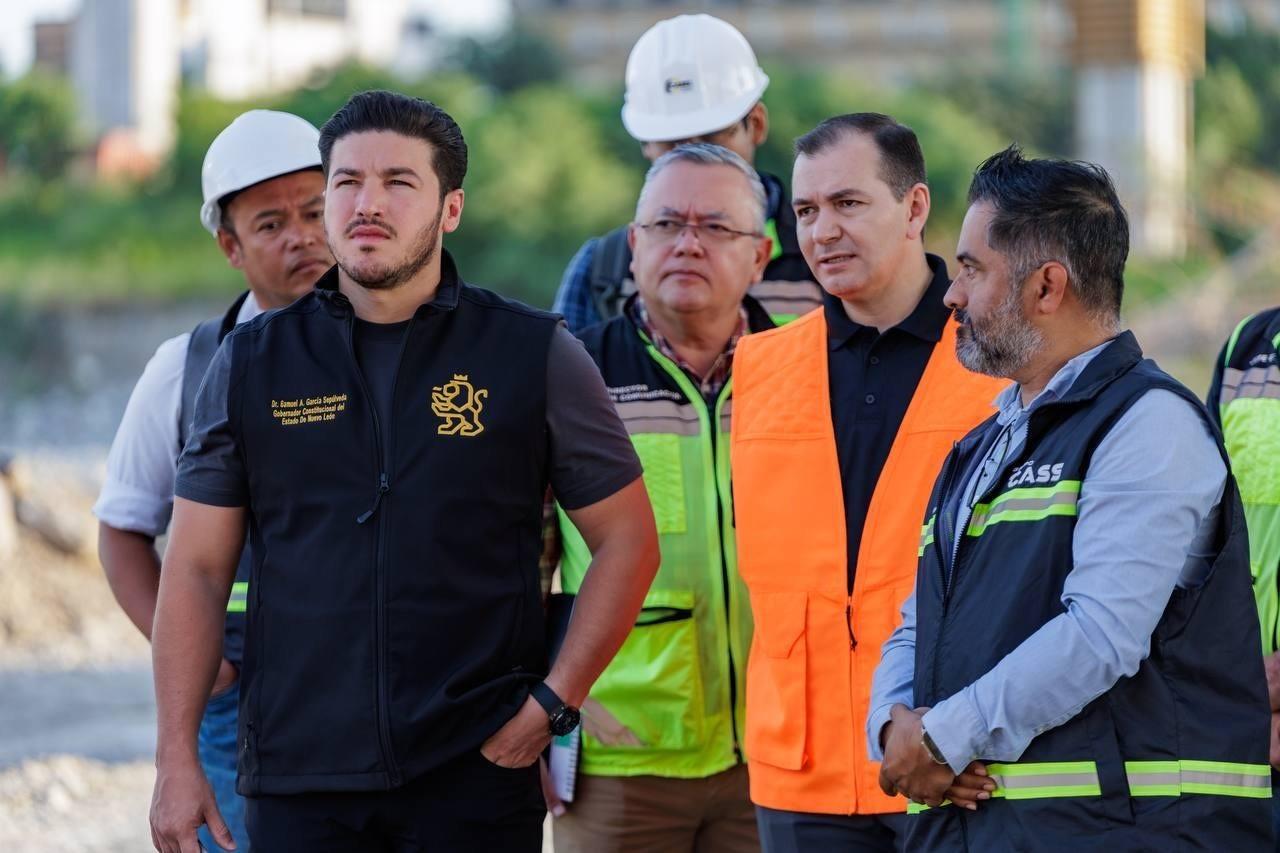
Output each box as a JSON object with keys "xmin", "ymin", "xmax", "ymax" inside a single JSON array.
[
  {"xmin": 32, "ymin": 21, "xmax": 72, "ymax": 76},
  {"xmin": 71, "ymin": 0, "xmax": 180, "ymax": 172},
  {"xmin": 1071, "ymin": 0, "xmax": 1204, "ymax": 257},
  {"xmin": 62, "ymin": 0, "xmax": 413, "ymax": 174},
  {"xmin": 511, "ymin": 0, "xmax": 1074, "ymax": 88}
]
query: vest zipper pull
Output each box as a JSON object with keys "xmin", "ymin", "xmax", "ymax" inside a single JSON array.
[
  {"xmin": 356, "ymin": 473, "xmax": 391, "ymax": 524},
  {"xmin": 846, "ymin": 602, "xmax": 857, "ymax": 649}
]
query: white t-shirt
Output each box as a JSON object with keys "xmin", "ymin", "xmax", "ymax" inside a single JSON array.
[{"xmin": 93, "ymin": 293, "xmax": 261, "ymax": 536}]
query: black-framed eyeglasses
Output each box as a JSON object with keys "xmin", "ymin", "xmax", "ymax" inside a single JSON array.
[{"xmin": 634, "ymin": 218, "xmax": 763, "ymax": 244}]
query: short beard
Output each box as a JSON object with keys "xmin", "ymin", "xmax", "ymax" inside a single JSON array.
[
  {"xmin": 335, "ymin": 204, "xmax": 443, "ymax": 292},
  {"xmin": 954, "ymin": 277, "xmax": 1044, "ymax": 378}
]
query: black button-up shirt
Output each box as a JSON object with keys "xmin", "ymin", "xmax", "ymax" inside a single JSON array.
[{"xmin": 827, "ymin": 252, "xmax": 953, "ymax": 592}]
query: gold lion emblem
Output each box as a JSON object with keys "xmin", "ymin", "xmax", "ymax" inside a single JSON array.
[{"xmin": 431, "ymin": 373, "xmax": 488, "ymax": 437}]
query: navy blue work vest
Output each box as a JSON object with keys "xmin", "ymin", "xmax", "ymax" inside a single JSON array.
[
  {"xmin": 910, "ymin": 332, "xmax": 1271, "ymax": 851},
  {"xmin": 225, "ymin": 254, "xmax": 557, "ymax": 796},
  {"xmin": 180, "ymin": 291, "xmax": 253, "ymax": 665}
]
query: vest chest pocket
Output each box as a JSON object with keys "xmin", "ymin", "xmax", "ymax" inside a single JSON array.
[
  {"xmin": 745, "ymin": 591, "xmax": 808, "ymax": 770},
  {"xmin": 581, "ymin": 589, "xmax": 704, "ymax": 754}
]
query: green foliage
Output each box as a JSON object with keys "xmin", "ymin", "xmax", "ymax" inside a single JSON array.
[
  {"xmin": 446, "ymin": 23, "xmax": 566, "ymax": 94},
  {"xmin": 1203, "ymin": 26, "xmax": 1280, "ymax": 173},
  {"xmin": 0, "ymin": 74, "xmax": 77, "ymax": 180},
  {"xmin": 757, "ymin": 69, "xmax": 1007, "ymax": 237}
]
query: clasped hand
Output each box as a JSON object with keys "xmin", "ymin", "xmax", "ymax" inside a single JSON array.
[{"xmin": 878, "ymin": 704, "xmax": 995, "ymax": 811}]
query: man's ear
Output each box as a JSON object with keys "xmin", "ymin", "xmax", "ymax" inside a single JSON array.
[
  {"xmin": 216, "ymin": 229, "xmax": 243, "ymax": 270},
  {"xmin": 1032, "ymin": 261, "xmax": 1069, "ymax": 316},
  {"xmin": 904, "ymin": 183, "xmax": 931, "ymax": 242},
  {"xmin": 746, "ymin": 101, "xmax": 769, "ymax": 147},
  {"xmin": 441, "ymin": 188, "xmax": 466, "ymax": 234}
]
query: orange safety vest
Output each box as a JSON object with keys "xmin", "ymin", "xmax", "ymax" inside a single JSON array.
[{"xmin": 731, "ymin": 307, "xmax": 1004, "ymax": 815}]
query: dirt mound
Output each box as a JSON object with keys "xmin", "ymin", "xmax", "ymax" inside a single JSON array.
[
  {"xmin": 0, "ymin": 452, "xmax": 147, "ymax": 669},
  {"xmin": 0, "ymin": 757, "xmax": 153, "ymax": 852}
]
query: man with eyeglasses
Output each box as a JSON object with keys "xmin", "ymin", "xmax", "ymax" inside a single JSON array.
[
  {"xmin": 551, "ymin": 13, "xmax": 820, "ymax": 333},
  {"xmin": 550, "ymin": 143, "xmax": 773, "ymax": 853}
]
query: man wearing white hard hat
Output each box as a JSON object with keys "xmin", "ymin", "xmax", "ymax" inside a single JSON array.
[
  {"xmin": 94, "ymin": 109, "xmax": 329, "ymax": 853},
  {"xmin": 551, "ymin": 13, "xmax": 821, "ymax": 334}
]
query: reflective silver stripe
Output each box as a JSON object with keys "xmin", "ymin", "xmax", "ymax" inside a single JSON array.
[
  {"xmin": 615, "ymin": 399, "xmax": 700, "ymax": 437},
  {"xmin": 1126, "ymin": 760, "xmax": 1272, "ymax": 797},
  {"xmin": 967, "ymin": 482, "xmax": 1081, "ymax": 535},
  {"xmin": 1182, "ymin": 769, "xmax": 1270, "ymax": 790},
  {"xmin": 1221, "ymin": 365, "xmax": 1280, "ymax": 404},
  {"xmin": 748, "ymin": 279, "xmax": 823, "ymax": 311}
]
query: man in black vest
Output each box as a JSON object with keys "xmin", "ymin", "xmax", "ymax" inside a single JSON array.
[
  {"xmin": 148, "ymin": 90, "xmax": 660, "ymax": 852},
  {"xmin": 552, "ymin": 14, "xmax": 820, "ymax": 332},
  {"xmin": 869, "ymin": 147, "xmax": 1271, "ymax": 850},
  {"xmin": 95, "ymin": 109, "xmax": 329, "ymax": 853}
]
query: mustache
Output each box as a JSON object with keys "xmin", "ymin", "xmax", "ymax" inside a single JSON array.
[
  {"xmin": 344, "ymin": 217, "xmax": 396, "ymax": 238},
  {"xmin": 954, "ymin": 308, "xmax": 970, "ymax": 327}
]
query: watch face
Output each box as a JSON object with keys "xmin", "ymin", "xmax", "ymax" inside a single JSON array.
[{"xmin": 549, "ymin": 706, "xmax": 581, "ymax": 737}]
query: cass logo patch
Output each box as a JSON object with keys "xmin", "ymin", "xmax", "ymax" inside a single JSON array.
[
  {"xmin": 431, "ymin": 373, "xmax": 487, "ymax": 437},
  {"xmin": 1007, "ymin": 460, "xmax": 1065, "ymax": 488},
  {"xmin": 270, "ymin": 393, "xmax": 347, "ymax": 427}
]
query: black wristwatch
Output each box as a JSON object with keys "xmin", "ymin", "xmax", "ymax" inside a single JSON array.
[{"xmin": 530, "ymin": 682, "xmax": 581, "ymax": 737}]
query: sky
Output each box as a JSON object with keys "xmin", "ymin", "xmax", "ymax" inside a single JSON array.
[{"xmin": 1, "ymin": 0, "xmax": 510, "ymax": 79}]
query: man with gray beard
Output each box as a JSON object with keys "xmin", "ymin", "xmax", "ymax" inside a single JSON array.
[{"xmin": 867, "ymin": 146, "xmax": 1271, "ymax": 851}]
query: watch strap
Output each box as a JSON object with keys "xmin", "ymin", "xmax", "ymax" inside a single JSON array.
[{"xmin": 529, "ymin": 681, "xmax": 564, "ymax": 716}]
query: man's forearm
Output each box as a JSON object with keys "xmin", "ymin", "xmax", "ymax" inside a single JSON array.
[
  {"xmin": 152, "ymin": 562, "xmax": 232, "ymax": 765},
  {"xmin": 98, "ymin": 523, "xmax": 162, "ymax": 640},
  {"xmin": 544, "ymin": 532, "xmax": 658, "ymax": 707}
]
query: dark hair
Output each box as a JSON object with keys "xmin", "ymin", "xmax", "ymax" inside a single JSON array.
[
  {"xmin": 319, "ymin": 90, "xmax": 468, "ymax": 194},
  {"xmin": 967, "ymin": 145, "xmax": 1128, "ymax": 318},
  {"xmin": 794, "ymin": 113, "xmax": 927, "ymax": 200}
]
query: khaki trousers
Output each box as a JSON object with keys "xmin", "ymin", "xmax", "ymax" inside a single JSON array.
[{"xmin": 551, "ymin": 764, "xmax": 759, "ymax": 853}]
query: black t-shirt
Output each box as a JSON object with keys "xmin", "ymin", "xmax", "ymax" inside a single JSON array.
[
  {"xmin": 826, "ymin": 253, "xmax": 953, "ymax": 592},
  {"xmin": 353, "ymin": 317, "xmax": 410, "ymax": 432}
]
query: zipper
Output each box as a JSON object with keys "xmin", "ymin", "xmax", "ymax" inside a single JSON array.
[
  {"xmin": 929, "ymin": 443, "xmax": 961, "ymax": 705},
  {"xmin": 844, "ymin": 601, "xmax": 856, "ymax": 649},
  {"xmin": 706, "ymin": 401, "xmax": 744, "ymax": 763},
  {"xmin": 644, "ymin": 340, "xmax": 744, "ymax": 763},
  {"xmin": 343, "ymin": 308, "xmax": 412, "ymax": 787},
  {"xmin": 634, "ymin": 606, "xmax": 695, "ymax": 628}
]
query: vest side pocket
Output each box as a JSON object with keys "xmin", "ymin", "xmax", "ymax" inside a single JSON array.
[
  {"xmin": 745, "ymin": 590, "xmax": 808, "ymax": 770},
  {"xmin": 581, "ymin": 591, "xmax": 705, "ymax": 756}
]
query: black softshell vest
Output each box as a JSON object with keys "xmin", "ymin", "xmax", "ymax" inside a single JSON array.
[
  {"xmin": 227, "ymin": 256, "xmax": 557, "ymax": 795},
  {"xmin": 911, "ymin": 332, "xmax": 1271, "ymax": 852}
]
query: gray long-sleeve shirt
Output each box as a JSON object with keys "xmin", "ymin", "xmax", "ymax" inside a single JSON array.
[{"xmin": 866, "ymin": 337, "xmax": 1226, "ymax": 774}]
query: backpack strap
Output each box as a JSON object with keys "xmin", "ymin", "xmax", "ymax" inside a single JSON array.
[{"xmin": 587, "ymin": 227, "xmax": 636, "ymax": 324}]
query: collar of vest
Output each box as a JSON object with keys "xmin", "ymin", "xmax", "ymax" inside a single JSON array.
[
  {"xmin": 620, "ymin": 291, "xmax": 776, "ymax": 338},
  {"xmin": 312, "ymin": 249, "xmax": 464, "ymax": 317},
  {"xmin": 1046, "ymin": 330, "xmax": 1143, "ymax": 408},
  {"xmin": 217, "ymin": 290, "xmax": 252, "ymax": 343}
]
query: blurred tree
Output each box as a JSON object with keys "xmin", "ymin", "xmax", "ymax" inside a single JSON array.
[
  {"xmin": 445, "ymin": 24, "xmax": 565, "ymax": 94},
  {"xmin": 0, "ymin": 74, "xmax": 77, "ymax": 180},
  {"xmin": 925, "ymin": 69, "xmax": 1074, "ymax": 157},
  {"xmin": 453, "ymin": 84, "xmax": 640, "ymax": 305},
  {"xmin": 1195, "ymin": 61, "xmax": 1262, "ymax": 175},
  {"xmin": 1204, "ymin": 26, "xmax": 1280, "ymax": 172}
]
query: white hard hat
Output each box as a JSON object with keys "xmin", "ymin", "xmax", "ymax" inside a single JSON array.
[
  {"xmin": 621, "ymin": 14, "xmax": 770, "ymax": 143},
  {"xmin": 199, "ymin": 110, "xmax": 322, "ymax": 236}
]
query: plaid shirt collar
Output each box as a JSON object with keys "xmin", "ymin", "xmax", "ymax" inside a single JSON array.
[{"xmin": 628, "ymin": 296, "xmax": 748, "ymax": 398}]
